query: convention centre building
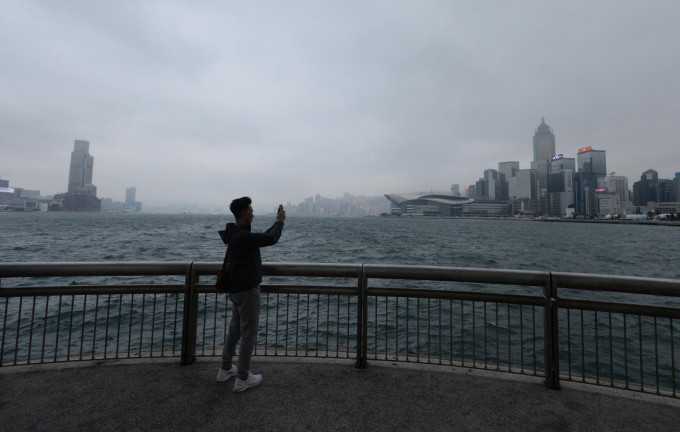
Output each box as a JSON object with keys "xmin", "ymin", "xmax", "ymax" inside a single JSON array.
[{"xmin": 384, "ymin": 193, "xmax": 511, "ymax": 217}]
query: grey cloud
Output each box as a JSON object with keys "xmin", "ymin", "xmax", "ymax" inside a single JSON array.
[{"xmin": 1, "ymin": 1, "xmax": 679, "ymax": 210}]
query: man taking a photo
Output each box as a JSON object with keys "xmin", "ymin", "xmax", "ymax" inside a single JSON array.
[{"xmin": 216, "ymin": 197, "xmax": 286, "ymax": 392}]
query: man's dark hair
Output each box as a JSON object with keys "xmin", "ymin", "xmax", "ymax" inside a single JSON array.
[{"xmin": 230, "ymin": 196, "xmax": 252, "ymax": 220}]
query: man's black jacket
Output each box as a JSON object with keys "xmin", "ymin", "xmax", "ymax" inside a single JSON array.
[{"xmin": 218, "ymin": 221, "xmax": 284, "ymax": 293}]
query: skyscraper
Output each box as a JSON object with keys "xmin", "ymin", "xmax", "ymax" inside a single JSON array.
[
  {"xmin": 531, "ymin": 159, "xmax": 549, "ymax": 198},
  {"xmin": 484, "ymin": 169, "xmax": 499, "ymax": 199},
  {"xmin": 511, "ymin": 169, "xmax": 534, "ymax": 199},
  {"xmin": 577, "ymin": 147, "xmax": 607, "ymax": 176},
  {"xmin": 125, "ymin": 187, "xmax": 136, "ymax": 208},
  {"xmin": 466, "ymin": 185, "xmax": 475, "ymax": 198},
  {"xmin": 633, "ymin": 169, "xmax": 658, "ymax": 206},
  {"xmin": 603, "ymin": 173, "xmax": 629, "ymax": 205},
  {"xmin": 533, "ymin": 118, "xmax": 556, "ymax": 162},
  {"xmin": 531, "ymin": 119, "xmax": 555, "ymax": 211},
  {"xmin": 475, "ymin": 178, "xmax": 487, "ymax": 199},
  {"xmin": 498, "ymin": 162, "xmax": 518, "ymax": 202},
  {"xmin": 574, "ymin": 172, "xmax": 599, "ymax": 217},
  {"xmin": 572, "ymin": 147, "xmax": 607, "ymax": 216},
  {"xmin": 550, "ymin": 156, "xmax": 575, "ymax": 174},
  {"xmin": 124, "ymin": 186, "xmax": 143, "ymax": 212},
  {"xmin": 498, "ymin": 161, "xmax": 519, "ymax": 186},
  {"xmin": 67, "ymin": 140, "xmax": 96, "ymax": 195},
  {"xmin": 451, "ymin": 184, "xmax": 460, "ymax": 197},
  {"xmin": 549, "ymin": 169, "xmax": 574, "ymax": 216},
  {"xmin": 547, "ymin": 156, "xmax": 576, "ymax": 216},
  {"xmin": 658, "ymin": 180, "xmax": 676, "ymax": 203}
]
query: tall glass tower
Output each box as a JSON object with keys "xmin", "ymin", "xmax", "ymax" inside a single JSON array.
[
  {"xmin": 532, "ymin": 118, "xmax": 556, "ymax": 209},
  {"xmin": 67, "ymin": 140, "xmax": 95, "ymax": 195},
  {"xmin": 533, "ymin": 118, "xmax": 556, "ymax": 162}
]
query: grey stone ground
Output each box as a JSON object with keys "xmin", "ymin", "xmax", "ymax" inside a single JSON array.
[{"xmin": 1, "ymin": 357, "xmax": 679, "ymax": 432}]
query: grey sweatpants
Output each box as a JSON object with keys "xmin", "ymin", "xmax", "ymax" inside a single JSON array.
[{"xmin": 221, "ymin": 285, "xmax": 260, "ymax": 380}]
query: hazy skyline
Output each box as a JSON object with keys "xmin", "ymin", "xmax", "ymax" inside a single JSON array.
[{"xmin": 2, "ymin": 1, "xmax": 679, "ymax": 212}]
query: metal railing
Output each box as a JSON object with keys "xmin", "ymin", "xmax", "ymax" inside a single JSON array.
[{"xmin": 1, "ymin": 262, "xmax": 679, "ymax": 398}]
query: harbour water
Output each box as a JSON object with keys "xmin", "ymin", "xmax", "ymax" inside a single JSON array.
[{"xmin": 2, "ymin": 211, "xmax": 679, "ymax": 278}]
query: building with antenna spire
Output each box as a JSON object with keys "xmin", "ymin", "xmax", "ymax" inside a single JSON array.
[{"xmin": 533, "ymin": 117, "xmax": 556, "ymax": 162}]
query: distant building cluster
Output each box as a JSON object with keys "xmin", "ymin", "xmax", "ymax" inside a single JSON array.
[
  {"xmin": 101, "ymin": 187, "xmax": 143, "ymax": 213},
  {"xmin": 387, "ymin": 118, "xmax": 680, "ymax": 218},
  {"xmin": 291, "ymin": 193, "xmax": 389, "ymax": 216},
  {"xmin": 0, "ymin": 140, "xmax": 142, "ymax": 212},
  {"xmin": 0, "ymin": 178, "xmax": 44, "ymax": 211}
]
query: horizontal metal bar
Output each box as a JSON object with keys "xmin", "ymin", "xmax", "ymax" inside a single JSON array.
[
  {"xmin": 196, "ymin": 284, "xmax": 359, "ymax": 296},
  {"xmin": 558, "ymin": 298, "xmax": 680, "ymax": 319},
  {"xmin": 4, "ymin": 262, "xmax": 678, "ymax": 297},
  {"xmin": 363, "ymin": 264, "xmax": 549, "ymax": 286},
  {"xmin": 190, "ymin": 261, "xmax": 363, "ymax": 278},
  {"xmin": 0, "ymin": 285, "xmax": 185, "ymax": 297},
  {"xmin": 188, "ymin": 262, "xmax": 220, "ymax": 275},
  {"xmin": 552, "ymin": 272, "xmax": 680, "ymax": 297},
  {"xmin": 263, "ymin": 262, "xmax": 363, "ymax": 278},
  {"xmin": 0, "ymin": 262, "xmax": 190, "ymax": 278},
  {"xmin": 367, "ymin": 287, "xmax": 544, "ymax": 306}
]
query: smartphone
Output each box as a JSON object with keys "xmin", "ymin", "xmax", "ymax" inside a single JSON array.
[{"xmin": 278, "ymin": 204, "xmax": 284, "ymax": 213}]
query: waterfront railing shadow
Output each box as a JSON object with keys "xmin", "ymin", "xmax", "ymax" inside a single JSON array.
[{"xmin": 1, "ymin": 261, "xmax": 679, "ymax": 398}]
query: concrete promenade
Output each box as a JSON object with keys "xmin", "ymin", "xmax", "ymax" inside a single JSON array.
[{"xmin": 1, "ymin": 357, "xmax": 679, "ymax": 432}]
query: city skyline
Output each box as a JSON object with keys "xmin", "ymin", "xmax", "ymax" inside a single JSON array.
[
  {"xmin": 2, "ymin": 118, "xmax": 677, "ymax": 214},
  {"xmin": 1, "ymin": 2, "xmax": 678, "ymax": 211}
]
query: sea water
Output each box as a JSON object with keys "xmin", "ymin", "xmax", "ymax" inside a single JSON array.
[{"xmin": 2, "ymin": 211, "xmax": 678, "ymax": 278}]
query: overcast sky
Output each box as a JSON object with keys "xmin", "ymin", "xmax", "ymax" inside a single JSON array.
[{"xmin": 1, "ymin": 0, "xmax": 678, "ymax": 212}]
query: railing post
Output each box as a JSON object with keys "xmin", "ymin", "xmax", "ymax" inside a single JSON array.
[
  {"xmin": 355, "ymin": 265, "xmax": 368, "ymax": 369},
  {"xmin": 543, "ymin": 272, "xmax": 561, "ymax": 389},
  {"xmin": 181, "ymin": 263, "xmax": 199, "ymax": 365}
]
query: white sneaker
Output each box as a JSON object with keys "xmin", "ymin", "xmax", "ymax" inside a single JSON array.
[
  {"xmin": 233, "ymin": 372, "xmax": 262, "ymax": 392},
  {"xmin": 216, "ymin": 366, "xmax": 237, "ymax": 382}
]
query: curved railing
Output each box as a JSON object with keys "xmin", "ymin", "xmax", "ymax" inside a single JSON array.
[{"xmin": 1, "ymin": 262, "xmax": 679, "ymax": 398}]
